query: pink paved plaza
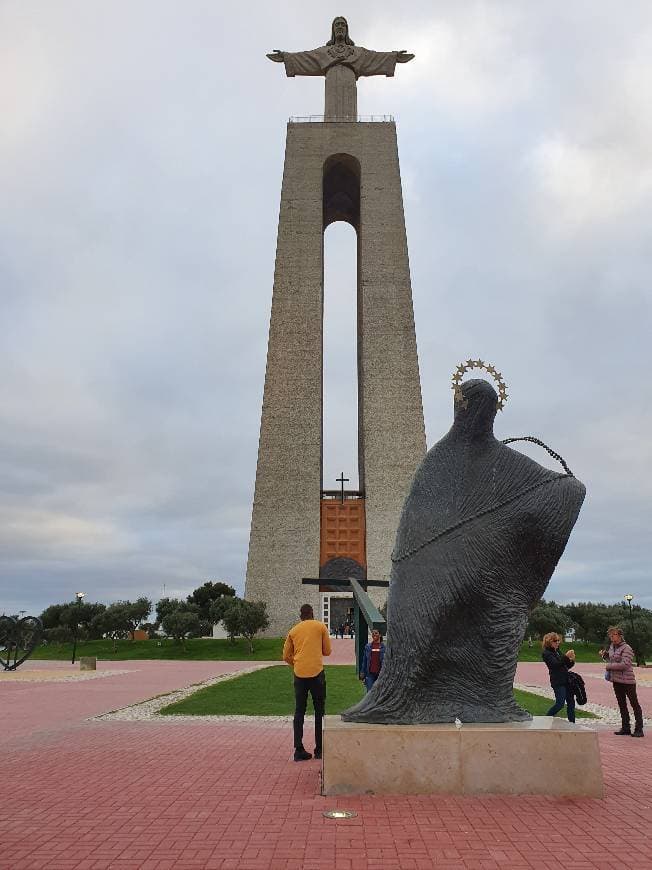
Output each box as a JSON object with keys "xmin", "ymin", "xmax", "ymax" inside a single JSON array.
[{"xmin": 1, "ymin": 646, "xmax": 651, "ymax": 870}]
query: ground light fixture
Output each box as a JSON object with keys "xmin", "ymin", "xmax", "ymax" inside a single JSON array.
[{"xmin": 322, "ymin": 810, "xmax": 357, "ymax": 820}]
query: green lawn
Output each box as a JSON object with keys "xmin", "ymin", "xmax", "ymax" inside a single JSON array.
[
  {"xmin": 30, "ymin": 636, "xmax": 605, "ymax": 663},
  {"xmin": 518, "ymin": 640, "xmax": 603, "ymax": 663},
  {"xmin": 513, "ymin": 688, "xmax": 595, "ymax": 718},
  {"xmin": 29, "ymin": 637, "xmax": 285, "ymax": 661},
  {"xmin": 159, "ymin": 664, "xmax": 596, "ymax": 719}
]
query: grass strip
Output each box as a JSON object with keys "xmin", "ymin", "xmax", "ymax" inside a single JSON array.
[
  {"xmin": 29, "ymin": 637, "xmax": 285, "ymax": 661},
  {"xmin": 159, "ymin": 664, "xmax": 597, "ymax": 719},
  {"xmin": 517, "ymin": 640, "xmax": 602, "ymax": 663},
  {"xmin": 30, "ymin": 637, "xmax": 604, "ymax": 663},
  {"xmin": 513, "ymin": 688, "xmax": 596, "ymax": 717}
]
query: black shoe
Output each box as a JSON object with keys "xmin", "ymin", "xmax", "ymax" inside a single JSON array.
[
  {"xmin": 614, "ymin": 728, "xmax": 632, "ymax": 736},
  {"xmin": 294, "ymin": 749, "xmax": 312, "ymax": 761},
  {"xmin": 314, "ymin": 748, "xmax": 322, "ymax": 760},
  {"xmin": 632, "ymin": 730, "xmax": 644, "ymax": 738}
]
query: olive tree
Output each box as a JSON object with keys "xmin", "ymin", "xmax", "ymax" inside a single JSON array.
[{"xmin": 161, "ymin": 610, "xmax": 201, "ymax": 650}]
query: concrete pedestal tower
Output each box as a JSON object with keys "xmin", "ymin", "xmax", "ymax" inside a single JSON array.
[{"xmin": 245, "ymin": 17, "xmax": 426, "ymax": 636}]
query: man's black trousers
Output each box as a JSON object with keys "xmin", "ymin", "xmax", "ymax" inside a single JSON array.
[{"xmin": 293, "ymin": 670, "xmax": 326, "ymax": 752}]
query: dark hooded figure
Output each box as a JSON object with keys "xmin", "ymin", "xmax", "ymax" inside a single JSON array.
[{"xmin": 342, "ymin": 378, "xmax": 586, "ymax": 724}]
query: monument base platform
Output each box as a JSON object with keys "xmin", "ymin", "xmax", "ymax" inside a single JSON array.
[{"xmin": 322, "ymin": 715, "xmax": 603, "ymax": 797}]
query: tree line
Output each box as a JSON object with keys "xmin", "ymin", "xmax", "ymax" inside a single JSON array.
[
  {"xmin": 37, "ymin": 581, "xmax": 270, "ymax": 652},
  {"xmin": 526, "ymin": 598, "xmax": 652, "ymax": 660},
  {"xmin": 29, "ymin": 589, "xmax": 652, "ymax": 661}
]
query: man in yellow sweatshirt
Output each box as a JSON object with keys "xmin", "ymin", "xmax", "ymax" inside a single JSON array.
[{"xmin": 283, "ymin": 603, "xmax": 332, "ymax": 761}]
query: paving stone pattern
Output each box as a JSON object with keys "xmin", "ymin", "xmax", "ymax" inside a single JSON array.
[
  {"xmin": 1, "ymin": 658, "xmax": 651, "ymax": 870},
  {"xmin": 0, "ymin": 668, "xmax": 132, "ymax": 683}
]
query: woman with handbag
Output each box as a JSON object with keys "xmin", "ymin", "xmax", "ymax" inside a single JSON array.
[
  {"xmin": 600, "ymin": 627, "xmax": 644, "ymax": 737},
  {"xmin": 542, "ymin": 632, "xmax": 576, "ymax": 723}
]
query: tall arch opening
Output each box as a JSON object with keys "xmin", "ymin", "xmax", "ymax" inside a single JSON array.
[
  {"xmin": 323, "ymin": 153, "xmax": 360, "ymax": 230},
  {"xmin": 320, "ymin": 154, "xmax": 364, "ymax": 625},
  {"xmin": 322, "ymin": 222, "xmax": 359, "ymax": 493},
  {"xmin": 322, "ymin": 152, "xmax": 361, "ymax": 495}
]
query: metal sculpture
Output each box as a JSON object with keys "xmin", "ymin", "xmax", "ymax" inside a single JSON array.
[
  {"xmin": 452, "ymin": 358, "xmax": 508, "ymax": 410},
  {"xmin": 0, "ymin": 615, "xmax": 43, "ymax": 671},
  {"xmin": 342, "ymin": 372, "xmax": 586, "ymax": 724}
]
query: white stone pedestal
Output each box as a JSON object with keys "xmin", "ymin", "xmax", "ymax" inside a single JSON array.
[{"xmin": 322, "ymin": 715, "xmax": 603, "ymax": 797}]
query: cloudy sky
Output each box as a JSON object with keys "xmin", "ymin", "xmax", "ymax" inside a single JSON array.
[{"xmin": 1, "ymin": 1, "xmax": 650, "ymax": 617}]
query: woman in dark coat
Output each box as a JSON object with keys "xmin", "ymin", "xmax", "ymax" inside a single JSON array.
[{"xmin": 542, "ymin": 632, "xmax": 576, "ymax": 722}]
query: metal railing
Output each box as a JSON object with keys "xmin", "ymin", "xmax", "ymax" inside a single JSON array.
[
  {"xmin": 289, "ymin": 114, "xmax": 394, "ymax": 123},
  {"xmin": 321, "ymin": 490, "xmax": 365, "ymax": 501}
]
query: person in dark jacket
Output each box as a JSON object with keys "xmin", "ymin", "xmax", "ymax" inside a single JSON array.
[
  {"xmin": 542, "ymin": 631, "xmax": 576, "ymax": 723},
  {"xmin": 360, "ymin": 629, "xmax": 385, "ymax": 692}
]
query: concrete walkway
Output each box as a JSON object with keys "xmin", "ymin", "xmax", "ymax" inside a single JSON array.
[
  {"xmin": 1, "ymin": 657, "xmax": 651, "ymax": 870},
  {"xmin": 1, "ymin": 660, "xmax": 272, "ymax": 742},
  {"xmin": 516, "ymin": 661, "xmax": 652, "ymax": 726},
  {"xmin": 325, "ymin": 637, "xmax": 356, "ymax": 664}
]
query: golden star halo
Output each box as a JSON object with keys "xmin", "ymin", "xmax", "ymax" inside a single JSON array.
[{"xmin": 451, "ymin": 359, "xmax": 509, "ymax": 412}]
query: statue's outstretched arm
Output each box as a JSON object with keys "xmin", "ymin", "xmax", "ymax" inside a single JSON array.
[{"xmin": 266, "ymin": 48, "xmax": 323, "ymax": 77}]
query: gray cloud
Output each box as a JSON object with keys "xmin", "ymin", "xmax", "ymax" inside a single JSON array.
[{"xmin": 1, "ymin": 1, "xmax": 650, "ymax": 616}]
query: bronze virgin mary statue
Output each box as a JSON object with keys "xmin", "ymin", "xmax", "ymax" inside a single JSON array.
[{"xmin": 343, "ymin": 374, "xmax": 586, "ymax": 724}]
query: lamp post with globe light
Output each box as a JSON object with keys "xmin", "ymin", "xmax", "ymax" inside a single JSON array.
[
  {"xmin": 71, "ymin": 592, "xmax": 86, "ymax": 665},
  {"xmin": 623, "ymin": 594, "xmax": 641, "ymax": 667}
]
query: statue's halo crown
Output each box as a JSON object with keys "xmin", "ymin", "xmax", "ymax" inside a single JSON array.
[{"xmin": 451, "ymin": 359, "xmax": 508, "ymax": 411}]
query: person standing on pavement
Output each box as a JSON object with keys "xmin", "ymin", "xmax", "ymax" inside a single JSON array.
[
  {"xmin": 541, "ymin": 632, "xmax": 576, "ymax": 723},
  {"xmin": 600, "ymin": 626, "xmax": 645, "ymax": 737},
  {"xmin": 360, "ymin": 629, "xmax": 385, "ymax": 692},
  {"xmin": 283, "ymin": 604, "xmax": 332, "ymax": 761}
]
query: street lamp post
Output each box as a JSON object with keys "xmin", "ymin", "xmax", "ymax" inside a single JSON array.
[
  {"xmin": 71, "ymin": 592, "xmax": 86, "ymax": 665},
  {"xmin": 623, "ymin": 594, "xmax": 641, "ymax": 667}
]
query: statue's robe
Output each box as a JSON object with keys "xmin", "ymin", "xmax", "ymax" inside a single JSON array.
[
  {"xmin": 281, "ymin": 45, "xmax": 399, "ymax": 118},
  {"xmin": 342, "ymin": 379, "xmax": 586, "ymax": 724}
]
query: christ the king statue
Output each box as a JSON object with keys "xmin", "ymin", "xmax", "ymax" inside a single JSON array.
[{"xmin": 267, "ymin": 16, "xmax": 414, "ymax": 119}]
